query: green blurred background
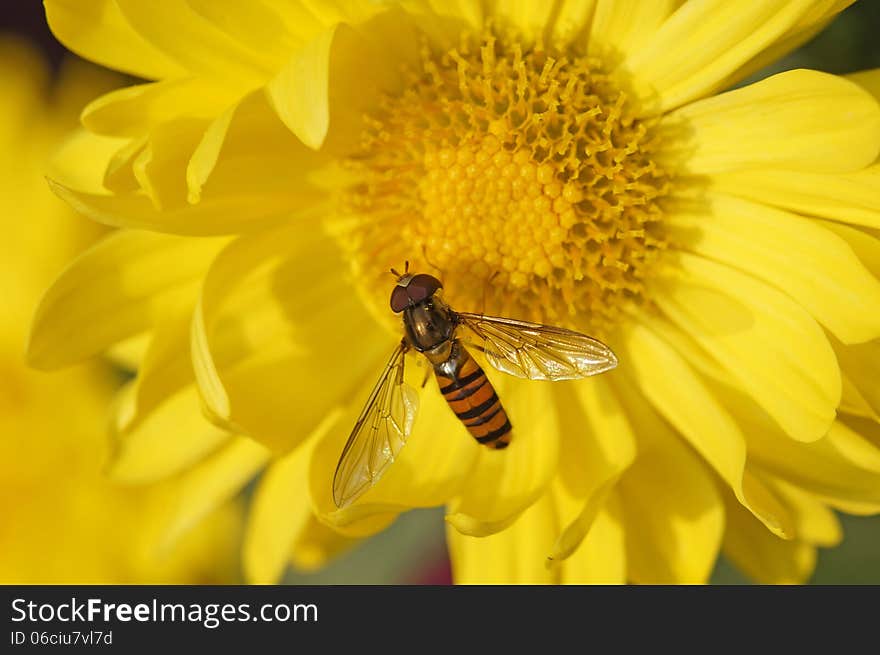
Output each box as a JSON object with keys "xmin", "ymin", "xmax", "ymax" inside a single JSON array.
[{"xmin": 3, "ymin": 2, "xmax": 878, "ymax": 585}]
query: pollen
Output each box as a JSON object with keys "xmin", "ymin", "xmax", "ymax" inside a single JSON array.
[{"xmin": 342, "ymin": 32, "xmax": 669, "ymax": 334}]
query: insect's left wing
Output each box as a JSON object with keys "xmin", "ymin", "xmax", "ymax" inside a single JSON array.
[
  {"xmin": 332, "ymin": 340, "xmax": 419, "ymax": 508},
  {"xmin": 456, "ymin": 312, "xmax": 618, "ymax": 381}
]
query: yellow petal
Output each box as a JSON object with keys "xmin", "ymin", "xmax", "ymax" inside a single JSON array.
[
  {"xmin": 446, "ymin": 375, "xmax": 560, "ymax": 536},
  {"xmin": 559, "ymin": 492, "xmax": 626, "ymax": 584},
  {"xmin": 623, "ymin": 323, "xmax": 794, "ymax": 538},
  {"xmin": 707, "ymin": 165, "xmax": 880, "ymax": 230},
  {"xmin": 46, "ymin": 178, "xmax": 314, "ymax": 235},
  {"xmin": 767, "ymin": 478, "xmax": 842, "ymax": 547},
  {"xmin": 46, "ymin": 128, "xmax": 130, "ymax": 194},
  {"xmin": 186, "ymin": 0, "xmax": 301, "ymax": 67},
  {"xmin": 114, "ymin": 0, "xmax": 272, "ymax": 80},
  {"xmin": 550, "ymin": 377, "xmax": 635, "ymax": 560},
  {"xmin": 133, "ymin": 118, "xmax": 209, "ymax": 209},
  {"xmin": 192, "ymin": 223, "xmax": 390, "ymax": 452},
  {"xmin": 44, "ymin": 0, "xmax": 187, "ymax": 79},
  {"xmin": 27, "ymin": 230, "xmax": 226, "ymax": 369},
  {"xmin": 587, "ymin": 0, "xmax": 677, "ymax": 63},
  {"xmin": 848, "ymin": 67, "xmax": 880, "ymax": 103},
  {"xmin": 830, "ymin": 416, "xmax": 880, "ymax": 474},
  {"xmin": 717, "ymin": 380, "xmax": 880, "ymax": 508},
  {"xmin": 399, "ymin": 1, "xmax": 484, "ymax": 48},
  {"xmin": 549, "ymin": 474, "xmax": 620, "ymax": 564},
  {"xmin": 289, "ymin": 514, "xmax": 359, "ymax": 572},
  {"xmin": 186, "ymin": 89, "xmax": 330, "ymax": 205},
  {"xmin": 622, "ymin": 1, "xmax": 830, "ymax": 114},
  {"xmin": 651, "ymin": 252, "xmax": 840, "ymax": 441},
  {"xmin": 267, "ymin": 17, "xmax": 411, "ymax": 152},
  {"xmin": 491, "ymin": 0, "xmax": 557, "ymax": 44},
  {"xmin": 721, "ymin": 491, "xmax": 816, "ymax": 584},
  {"xmin": 110, "ymin": 384, "xmax": 231, "ymax": 484},
  {"xmin": 81, "ymin": 78, "xmax": 239, "ymax": 138},
  {"xmin": 820, "ymin": 221, "xmax": 880, "ymax": 280},
  {"xmin": 266, "ymin": 26, "xmax": 335, "ymax": 150},
  {"xmin": 550, "ymin": 0, "xmax": 596, "ymax": 46},
  {"xmin": 244, "ymin": 433, "xmax": 324, "ymax": 584},
  {"xmin": 160, "ymin": 437, "xmax": 270, "ymax": 549},
  {"xmin": 666, "ymin": 194, "xmax": 880, "ymax": 344},
  {"xmin": 840, "ymin": 372, "xmax": 879, "ymax": 421},
  {"xmin": 614, "ymin": 398, "xmax": 724, "ymax": 584},
  {"xmin": 657, "ymin": 69, "xmax": 880, "ymax": 175},
  {"xmin": 447, "ymin": 491, "xmax": 559, "ymax": 584},
  {"xmin": 718, "ymin": 1, "xmax": 854, "ymax": 91},
  {"xmin": 833, "ymin": 338, "xmax": 880, "ymax": 419}
]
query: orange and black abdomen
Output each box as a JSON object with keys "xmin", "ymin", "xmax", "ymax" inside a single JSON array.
[{"xmin": 434, "ymin": 341, "xmax": 512, "ymax": 449}]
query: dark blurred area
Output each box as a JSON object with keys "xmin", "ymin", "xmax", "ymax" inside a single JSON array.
[{"xmin": 2, "ymin": 2, "xmax": 878, "ymax": 586}]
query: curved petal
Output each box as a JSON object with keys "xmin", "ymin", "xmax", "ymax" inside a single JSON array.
[
  {"xmin": 710, "ymin": 379, "xmax": 880, "ymax": 508},
  {"xmin": 820, "ymin": 221, "xmax": 880, "ymax": 279},
  {"xmin": 192, "ymin": 223, "xmax": 390, "ymax": 452},
  {"xmin": 267, "ymin": 13, "xmax": 416, "ymax": 152},
  {"xmin": 622, "ymin": 322, "xmax": 795, "ymax": 538},
  {"xmin": 27, "ymin": 230, "xmax": 226, "ymax": 369},
  {"xmin": 666, "ymin": 194, "xmax": 880, "ymax": 344},
  {"xmin": 721, "ymin": 491, "xmax": 816, "ymax": 584},
  {"xmin": 110, "ymin": 384, "xmax": 231, "ymax": 484},
  {"xmin": 243, "ymin": 428, "xmax": 353, "ymax": 583},
  {"xmin": 114, "ymin": 0, "xmax": 272, "ymax": 80},
  {"xmin": 718, "ymin": 1, "xmax": 854, "ymax": 91},
  {"xmin": 767, "ymin": 478, "xmax": 842, "ymax": 547},
  {"xmin": 833, "ymin": 338, "xmax": 880, "ymax": 419},
  {"xmin": 549, "ymin": 377, "xmax": 635, "ymax": 560},
  {"xmin": 82, "ymin": 78, "xmax": 239, "ymax": 138},
  {"xmin": 650, "ymin": 252, "xmax": 841, "ymax": 441},
  {"xmin": 46, "ymin": 128, "xmax": 130, "ymax": 193},
  {"xmin": 828, "ymin": 416, "xmax": 880, "ymax": 474},
  {"xmin": 446, "ymin": 374, "xmax": 561, "ymax": 537},
  {"xmin": 399, "ymin": 1, "xmax": 485, "ymax": 49},
  {"xmin": 490, "ymin": 0, "xmax": 557, "ymax": 44},
  {"xmin": 621, "ymin": 1, "xmax": 847, "ymax": 115},
  {"xmin": 44, "ymin": 0, "xmax": 187, "ymax": 79},
  {"xmin": 46, "ymin": 178, "xmax": 319, "ymax": 236},
  {"xmin": 447, "ymin": 490, "xmax": 559, "ymax": 584},
  {"xmin": 656, "ymin": 70, "xmax": 880, "ymax": 175},
  {"xmin": 559, "ymin": 491, "xmax": 626, "ymax": 584},
  {"xmin": 186, "ymin": 89, "xmax": 330, "ymax": 205},
  {"xmin": 159, "ymin": 436, "xmax": 270, "ymax": 549},
  {"xmin": 848, "ymin": 67, "xmax": 880, "ymax": 103},
  {"xmin": 706, "ymin": 165, "xmax": 880, "ymax": 230},
  {"xmin": 587, "ymin": 0, "xmax": 678, "ymax": 63},
  {"xmin": 613, "ymin": 388, "xmax": 724, "ymax": 584}
]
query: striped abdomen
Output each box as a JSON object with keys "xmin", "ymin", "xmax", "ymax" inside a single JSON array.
[{"xmin": 434, "ymin": 341, "xmax": 512, "ymax": 449}]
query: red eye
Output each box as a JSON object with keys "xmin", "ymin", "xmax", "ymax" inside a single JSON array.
[
  {"xmin": 406, "ymin": 274, "xmax": 442, "ymax": 302},
  {"xmin": 390, "ymin": 286, "xmax": 410, "ymax": 313}
]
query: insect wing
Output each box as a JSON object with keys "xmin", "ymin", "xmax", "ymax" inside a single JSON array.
[
  {"xmin": 456, "ymin": 312, "xmax": 618, "ymax": 381},
  {"xmin": 333, "ymin": 341, "xmax": 419, "ymax": 508}
]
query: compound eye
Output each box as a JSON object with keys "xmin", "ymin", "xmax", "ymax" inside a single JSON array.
[
  {"xmin": 390, "ymin": 286, "xmax": 410, "ymax": 313},
  {"xmin": 406, "ymin": 274, "xmax": 442, "ymax": 304}
]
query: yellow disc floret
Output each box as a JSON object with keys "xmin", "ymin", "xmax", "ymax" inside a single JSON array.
[{"xmin": 343, "ymin": 32, "xmax": 669, "ymax": 334}]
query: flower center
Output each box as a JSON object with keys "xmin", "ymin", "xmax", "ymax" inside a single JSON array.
[{"xmin": 341, "ymin": 33, "xmax": 669, "ymax": 334}]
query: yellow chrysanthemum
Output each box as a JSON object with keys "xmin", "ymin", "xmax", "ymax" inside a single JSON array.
[
  {"xmin": 1, "ymin": 37, "xmax": 241, "ymax": 584},
  {"xmin": 32, "ymin": 1, "xmax": 880, "ymax": 583}
]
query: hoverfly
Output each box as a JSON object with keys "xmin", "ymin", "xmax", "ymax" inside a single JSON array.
[{"xmin": 332, "ymin": 264, "xmax": 618, "ymax": 508}]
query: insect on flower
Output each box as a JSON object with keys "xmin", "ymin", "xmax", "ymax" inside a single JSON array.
[{"xmin": 333, "ymin": 263, "xmax": 619, "ymax": 507}]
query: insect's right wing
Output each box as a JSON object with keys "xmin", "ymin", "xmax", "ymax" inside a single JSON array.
[
  {"xmin": 332, "ymin": 340, "xmax": 419, "ymax": 509},
  {"xmin": 456, "ymin": 312, "xmax": 618, "ymax": 381}
]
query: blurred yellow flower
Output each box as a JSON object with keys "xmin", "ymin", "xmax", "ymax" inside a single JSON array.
[
  {"xmin": 31, "ymin": 1, "xmax": 880, "ymax": 583},
  {"xmin": 1, "ymin": 37, "xmax": 241, "ymax": 584}
]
